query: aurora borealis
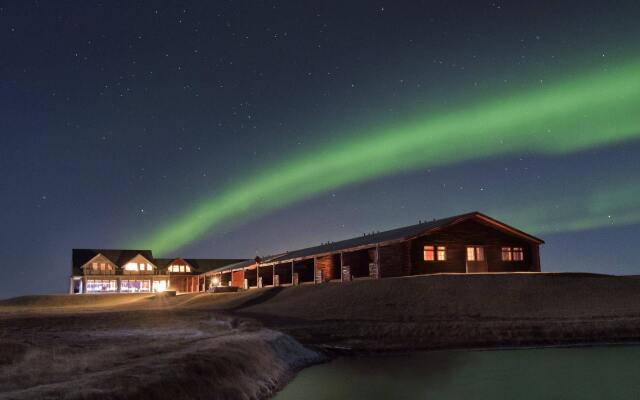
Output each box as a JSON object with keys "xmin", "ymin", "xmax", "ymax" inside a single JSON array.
[
  {"xmin": 2, "ymin": 1, "xmax": 640, "ymax": 297},
  {"xmin": 140, "ymin": 59, "xmax": 640, "ymax": 254}
]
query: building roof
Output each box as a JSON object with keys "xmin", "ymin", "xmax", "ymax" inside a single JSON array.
[
  {"xmin": 204, "ymin": 211, "xmax": 544, "ymax": 274},
  {"xmin": 154, "ymin": 258, "xmax": 247, "ymax": 272},
  {"xmin": 185, "ymin": 258, "xmax": 248, "ymax": 273},
  {"xmin": 203, "ymin": 259, "xmax": 257, "ymax": 275},
  {"xmin": 73, "ymin": 250, "xmax": 246, "ymax": 276},
  {"xmin": 72, "ymin": 249, "xmax": 154, "ymax": 275}
]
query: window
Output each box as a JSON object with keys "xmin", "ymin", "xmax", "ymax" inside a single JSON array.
[
  {"xmin": 120, "ymin": 280, "xmax": 151, "ymax": 293},
  {"xmin": 153, "ymin": 280, "xmax": 168, "ymax": 292},
  {"xmin": 125, "ymin": 263, "xmax": 138, "ymax": 271},
  {"xmin": 424, "ymin": 245, "xmax": 446, "ymax": 261},
  {"xmin": 169, "ymin": 264, "xmax": 189, "ymax": 273},
  {"xmin": 467, "ymin": 246, "xmax": 485, "ymax": 261},
  {"xmin": 502, "ymin": 247, "xmax": 524, "ymax": 261},
  {"xmin": 514, "ymin": 247, "xmax": 524, "ymax": 261},
  {"xmin": 92, "ymin": 262, "xmax": 99, "ymax": 270},
  {"xmin": 86, "ymin": 279, "xmax": 117, "ymax": 292},
  {"xmin": 423, "ymin": 246, "xmax": 435, "ymax": 261}
]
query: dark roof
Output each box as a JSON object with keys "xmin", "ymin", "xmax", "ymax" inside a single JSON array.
[
  {"xmin": 153, "ymin": 258, "xmax": 175, "ymax": 269},
  {"xmin": 204, "ymin": 211, "xmax": 544, "ymax": 274},
  {"xmin": 186, "ymin": 258, "xmax": 248, "ymax": 273},
  {"xmin": 203, "ymin": 259, "xmax": 257, "ymax": 275},
  {"xmin": 154, "ymin": 258, "xmax": 248, "ymax": 272},
  {"xmin": 71, "ymin": 249, "xmax": 154, "ymax": 275}
]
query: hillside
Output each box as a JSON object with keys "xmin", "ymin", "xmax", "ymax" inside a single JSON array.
[
  {"xmin": 182, "ymin": 273, "xmax": 640, "ymax": 350},
  {"xmin": 1, "ymin": 273, "xmax": 640, "ymax": 399}
]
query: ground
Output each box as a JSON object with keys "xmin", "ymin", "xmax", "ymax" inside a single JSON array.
[{"xmin": 1, "ymin": 273, "xmax": 639, "ymax": 399}]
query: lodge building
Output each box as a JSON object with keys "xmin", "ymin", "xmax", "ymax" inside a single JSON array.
[{"xmin": 70, "ymin": 212, "xmax": 543, "ymax": 294}]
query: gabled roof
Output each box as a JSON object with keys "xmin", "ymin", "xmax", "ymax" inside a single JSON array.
[
  {"xmin": 203, "ymin": 211, "xmax": 543, "ymax": 274},
  {"xmin": 277, "ymin": 211, "xmax": 544, "ymax": 262},
  {"xmin": 72, "ymin": 249, "xmax": 154, "ymax": 275},
  {"xmin": 78, "ymin": 253, "xmax": 119, "ymax": 269}
]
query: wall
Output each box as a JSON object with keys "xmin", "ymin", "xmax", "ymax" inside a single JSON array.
[
  {"xmin": 315, "ymin": 254, "xmax": 341, "ymax": 281},
  {"xmin": 379, "ymin": 242, "xmax": 412, "ymax": 278},
  {"xmin": 231, "ymin": 270, "xmax": 245, "ymax": 288},
  {"xmin": 410, "ymin": 219, "xmax": 540, "ymax": 274}
]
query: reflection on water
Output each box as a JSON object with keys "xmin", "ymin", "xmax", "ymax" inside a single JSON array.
[{"xmin": 274, "ymin": 346, "xmax": 640, "ymax": 400}]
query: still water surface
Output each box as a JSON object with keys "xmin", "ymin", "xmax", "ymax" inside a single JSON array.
[{"xmin": 275, "ymin": 345, "xmax": 640, "ymax": 400}]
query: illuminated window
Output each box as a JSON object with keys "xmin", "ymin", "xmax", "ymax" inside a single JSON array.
[
  {"xmin": 423, "ymin": 246, "xmax": 435, "ymax": 261},
  {"xmin": 169, "ymin": 265, "xmax": 189, "ymax": 273},
  {"xmin": 424, "ymin": 245, "xmax": 447, "ymax": 261},
  {"xmin": 125, "ymin": 263, "xmax": 138, "ymax": 271},
  {"xmin": 120, "ymin": 279, "xmax": 151, "ymax": 293},
  {"xmin": 514, "ymin": 247, "xmax": 524, "ymax": 261},
  {"xmin": 92, "ymin": 262, "xmax": 99, "ymax": 270},
  {"xmin": 86, "ymin": 279, "xmax": 117, "ymax": 292},
  {"xmin": 153, "ymin": 280, "xmax": 167, "ymax": 292},
  {"xmin": 502, "ymin": 247, "xmax": 524, "ymax": 261},
  {"xmin": 467, "ymin": 246, "xmax": 484, "ymax": 261},
  {"xmin": 501, "ymin": 247, "xmax": 512, "ymax": 261}
]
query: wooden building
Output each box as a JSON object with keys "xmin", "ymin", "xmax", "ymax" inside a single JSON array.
[
  {"xmin": 69, "ymin": 249, "xmax": 244, "ymax": 294},
  {"xmin": 69, "ymin": 212, "xmax": 543, "ymax": 294},
  {"xmin": 203, "ymin": 212, "xmax": 544, "ymax": 289}
]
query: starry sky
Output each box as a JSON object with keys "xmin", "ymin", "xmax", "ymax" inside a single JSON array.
[{"xmin": 1, "ymin": 1, "xmax": 639, "ymax": 298}]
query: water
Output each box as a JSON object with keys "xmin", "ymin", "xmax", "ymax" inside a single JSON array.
[{"xmin": 275, "ymin": 345, "xmax": 640, "ymax": 400}]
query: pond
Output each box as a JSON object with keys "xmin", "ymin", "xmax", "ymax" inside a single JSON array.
[{"xmin": 274, "ymin": 345, "xmax": 640, "ymax": 399}]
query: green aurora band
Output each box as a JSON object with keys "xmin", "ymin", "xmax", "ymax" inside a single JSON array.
[{"xmin": 139, "ymin": 60, "xmax": 640, "ymax": 254}]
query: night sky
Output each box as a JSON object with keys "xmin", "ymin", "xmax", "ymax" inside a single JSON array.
[{"xmin": 2, "ymin": 1, "xmax": 640, "ymax": 299}]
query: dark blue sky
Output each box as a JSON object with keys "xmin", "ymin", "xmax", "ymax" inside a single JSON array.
[{"xmin": 1, "ymin": 1, "xmax": 639, "ymax": 298}]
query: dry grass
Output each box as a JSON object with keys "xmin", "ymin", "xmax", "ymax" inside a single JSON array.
[
  {"xmin": 1, "ymin": 273, "xmax": 639, "ymax": 398},
  {"xmin": 0, "ymin": 308, "xmax": 322, "ymax": 399}
]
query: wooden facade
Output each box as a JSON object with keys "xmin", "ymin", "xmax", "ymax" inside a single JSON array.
[
  {"xmin": 71, "ymin": 212, "xmax": 543, "ymax": 294},
  {"xmin": 203, "ymin": 212, "xmax": 544, "ymax": 290}
]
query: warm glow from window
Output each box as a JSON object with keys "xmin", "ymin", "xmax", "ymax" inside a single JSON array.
[
  {"xmin": 423, "ymin": 246, "xmax": 435, "ymax": 261},
  {"xmin": 121, "ymin": 280, "xmax": 151, "ymax": 293},
  {"xmin": 502, "ymin": 247, "xmax": 512, "ymax": 261},
  {"xmin": 424, "ymin": 245, "xmax": 447, "ymax": 261},
  {"xmin": 125, "ymin": 263, "xmax": 138, "ymax": 271},
  {"xmin": 153, "ymin": 280, "xmax": 167, "ymax": 292},
  {"xmin": 514, "ymin": 247, "xmax": 523, "ymax": 261},
  {"xmin": 169, "ymin": 264, "xmax": 190, "ymax": 273},
  {"xmin": 86, "ymin": 279, "xmax": 117, "ymax": 292},
  {"xmin": 467, "ymin": 246, "xmax": 484, "ymax": 261},
  {"xmin": 502, "ymin": 247, "xmax": 524, "ymax": 261}
]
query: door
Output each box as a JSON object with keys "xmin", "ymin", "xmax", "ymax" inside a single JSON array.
[{"xmin": 466, "ymin": 246, "xmax": 488, "ymax": 273}]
